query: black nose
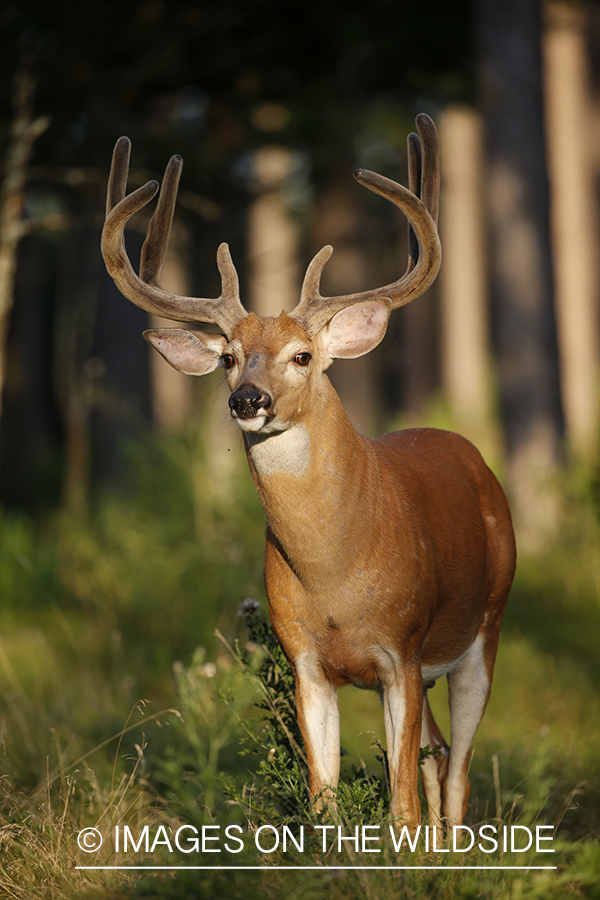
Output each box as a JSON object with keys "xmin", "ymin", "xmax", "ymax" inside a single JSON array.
[{"xmin": 229, "ymin": 386, "xmax": 272, "ymax": 419}]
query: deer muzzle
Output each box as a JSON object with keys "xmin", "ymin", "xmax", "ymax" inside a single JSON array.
[{"xmin": 229, "ymin": 384, "xmax": 273, "ymax": 420}]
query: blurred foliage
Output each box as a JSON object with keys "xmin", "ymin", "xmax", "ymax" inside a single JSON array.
[{"xmin": 0, "ymin": 423, "xmax": 264, "ymax": 789}]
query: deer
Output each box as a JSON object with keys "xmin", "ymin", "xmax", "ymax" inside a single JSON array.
[{"xmin": 101, "ymin": 114, "xmax": 516, "ymax": 830}]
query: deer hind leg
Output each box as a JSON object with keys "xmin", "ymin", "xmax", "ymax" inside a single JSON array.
[
  {"xmin": 294, "ymin": 653, "xmax": 340, "ymax": 809},
  {"xmin": 444, "ymin": 632, "xmax": 492, "ymax": 826},
  {"xmin": 420, "ymin": 692, "xmax": 449, "ymax": 822}
]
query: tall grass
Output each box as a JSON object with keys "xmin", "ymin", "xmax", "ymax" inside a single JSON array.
[{"xmin": 0, "ymin": 426, "xmax": 599, "ymax": 898}]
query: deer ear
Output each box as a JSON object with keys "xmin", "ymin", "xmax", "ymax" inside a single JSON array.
[
  {"xmin": 143, "ymin": 328, "xmax": 227, "ymax": 375},
  {"xmin": 320, "ymin": 298, "xmax": 391, "ymax": 359}
]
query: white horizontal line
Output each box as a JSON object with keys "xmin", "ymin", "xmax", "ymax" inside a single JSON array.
[{"xmin": 76, "ymin": 865, "xmax": 557, "ymax": 871}]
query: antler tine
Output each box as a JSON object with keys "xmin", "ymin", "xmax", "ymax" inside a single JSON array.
[
  {"xmin": 139, "ymin": 151, "xmax": 184, "ymax": 286},
  {"xmin": 405, "ymin": 114, "xmax": 440, "ymax": 274},
  {"xmin": 415, "ymin": 112, "xmax": 440, "ymax": 226},
  {"xmin": 290, "ymin": 114, "xmax": 442, "ymax": 337},
  {"xmin": 406, "ymin": 131, "xmax": 421, "ymax": 275},
  {"xmin": 101, "ymin": 138, "xmax": 247, "ymax": 336},
  {"xmin": 106, "ymin": 136, "xmax": 136, "ymax": 214}
]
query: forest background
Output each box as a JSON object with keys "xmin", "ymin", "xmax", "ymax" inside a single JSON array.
[{"xmin": 0, "ymin": 0, "xmax": 599, "ymax": 898}]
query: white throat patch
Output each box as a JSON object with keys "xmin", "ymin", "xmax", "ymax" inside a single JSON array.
[{"xmin": 246, "ymin": 424, "xmax": 310, "ymax": 477}]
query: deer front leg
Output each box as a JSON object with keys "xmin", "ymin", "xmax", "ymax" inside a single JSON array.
[
  {"xmin": 294, "ymin": 653, "xmax": 340, "ymax": 809},
  {"xmin": 381, "ymin": 664, "xmax": 424, "ymax": 829}
]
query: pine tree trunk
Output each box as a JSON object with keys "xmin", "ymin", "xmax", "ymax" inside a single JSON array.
[{"xmin": 475, "ymin": 0, "xmax": 564, "ymax": 548}]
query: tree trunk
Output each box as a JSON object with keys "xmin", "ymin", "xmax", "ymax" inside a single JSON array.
[
  {"xmin": 0, "ymin": 66, "xmax": 49, "ymax": 424},
  {"xmin": 439, "ymin": 105, "xmax": 497, "ymax": 457},
  {"xmin": 475, "ymin": 0, "xmax": 564, "ymax": 548},
  {"xmin": 246, "ymin": 145, "xmax": 301, "ymax": 318},
  {"xmin": 543, "ymin": 0, "xmax": 600, "ymax": 461}
]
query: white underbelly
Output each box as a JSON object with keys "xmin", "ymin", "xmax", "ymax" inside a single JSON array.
[{"xmin": 421, "ymin": 634, "xmax": 483, "ymax": 686}]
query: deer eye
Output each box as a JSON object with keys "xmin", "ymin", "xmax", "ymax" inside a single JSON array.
[
  {"xmin": 221, "ymin": 353, "xmax": 236, "ymax": 370},
  {"xmin": 294, "ymin": 352, "xmax": 312, "ymax": 367}
]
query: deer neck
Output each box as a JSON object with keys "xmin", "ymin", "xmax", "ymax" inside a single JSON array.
[{"xmin": 243, "ymin": 377, "xmax": 372, "ymax": 581}]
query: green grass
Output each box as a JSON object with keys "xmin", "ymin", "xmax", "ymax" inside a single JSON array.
[{"xmin": 0, "ymin": 427, "xmax": 599, "ymax": 898}]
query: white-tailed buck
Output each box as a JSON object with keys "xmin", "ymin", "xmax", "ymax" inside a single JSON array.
[{"xmin": 102, "ymin": 114, "xmax": 516, "ymax": 828}]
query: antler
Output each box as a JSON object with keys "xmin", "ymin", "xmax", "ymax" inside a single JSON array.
[
  {"xmin": 290, "ymin": 113, "xmax": 442, "ymax": 336},
  {"xmin": 102, "ymin": 116, "xmax": 440, "ymax": 339},
  {"xmin": 101, "ymin": 136, "xmax": 248, "ymax": 336}
]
